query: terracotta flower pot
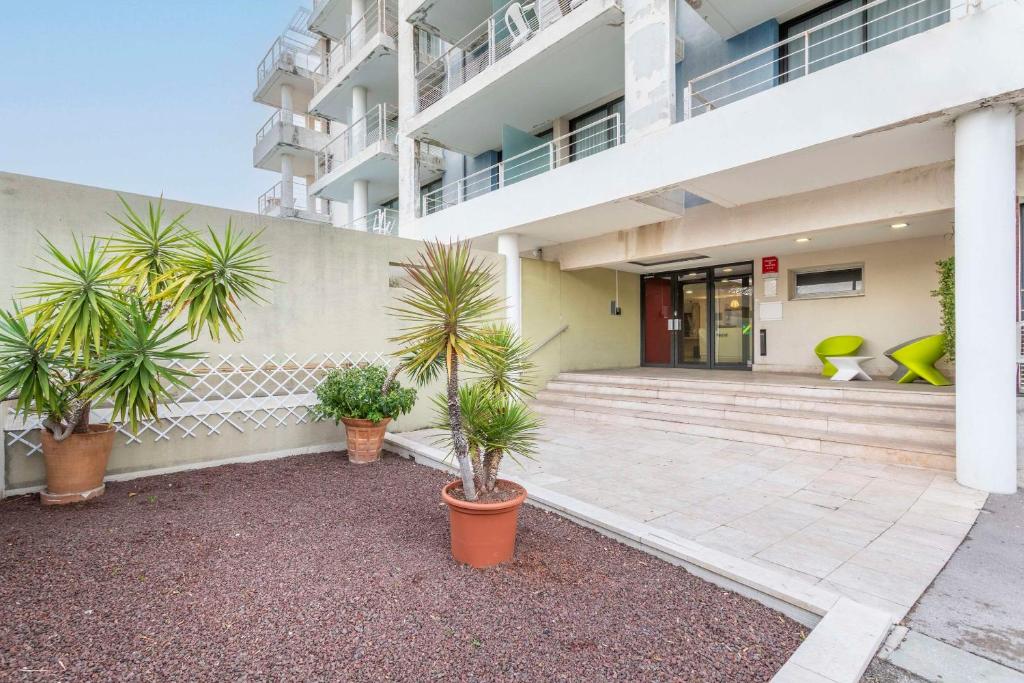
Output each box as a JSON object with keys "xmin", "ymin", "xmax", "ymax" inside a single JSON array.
[
  {"xmin": 340, "ymin": 417, "xmax": 390, "ymax": 464},
  {"xmin": 39, "ymin": 424, "xmax": 116, "ymax": 506},
  {"xmin": 442, "ymin": 479, "xmax": 527, "ymax": 568}
]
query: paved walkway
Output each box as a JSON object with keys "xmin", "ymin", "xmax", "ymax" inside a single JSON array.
[{"xmin": 405, "ymin": 413, "xmax": 985, "ymax": 618}]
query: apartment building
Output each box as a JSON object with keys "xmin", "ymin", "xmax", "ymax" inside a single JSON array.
[{"xmin": 254, "ymin": 0, "xmax": 1024, "ymax": 494}]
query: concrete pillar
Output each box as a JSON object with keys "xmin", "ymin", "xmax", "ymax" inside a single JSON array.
[
  {"xmin": 953, "ymin": 104, "xmax": 1018, "ymax": 494},
  {"xmin": 351, "ymin": 0, "xmax": 366, "ymax": 46},
  {"xmin": 351, "ymin": 85, "xmax": 368, "ymax": 152},
  {"xmin": 330, "ymin": 200, "xmax": 347, "ymax": 228},
  {"xmin": 623, "ymin": 0, "xmax": 676, "ymax": 139},
  {"xmin": 280, "ymin": 153, "xmax": 294, "ymax": 209},
  {"xmin": 352, "ymin": 179, "xmax": 369, "ymax": 229},
  {"xmin": 552, "ymin": 117, "xmax": 571, "ymax": 167},
  {"xmin": 397, "ymin": 17, "xmax": 421, "ymax": 237},
  {"xmin": 497, "ymin": 233, "xmax": 522, "ymax": 333},
  {"xmin": 280, "ymin": 83, "xmax": 294, "ymax": 112}
]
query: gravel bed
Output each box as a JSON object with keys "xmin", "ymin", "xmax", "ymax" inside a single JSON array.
[{"xmin": 1, "ymin": 452, "xmax": 806, "ymax": 681}]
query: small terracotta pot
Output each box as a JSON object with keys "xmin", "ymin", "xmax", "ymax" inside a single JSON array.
[
  {"xmin": 340, "ymin": 417, "xmax": 390, "ymax": 464},
  {"xmin": 39, "ymin": 423, "xmax": 116, "ymax": 506},
  {"xmin": 442, "ymin": 479, "xmax": 527, "ymax": 568}
]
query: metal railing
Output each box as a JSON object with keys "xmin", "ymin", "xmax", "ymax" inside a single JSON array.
[
  {"xmin": 255, "ymin": 110, "xmax": 329, "ymax": 145},
  {"xmin": 315, "ymin": 104, "xmax": 399, "ymax": 178},
  {"xmin": 314, "ymin": 0, "xmax": 398, "ymax": 91},
  {"xmin": 341, "ymin": 208, "xmax": 399, "ymax": 235},
  {"xmin": 415, "ymin": 0, "xmax": 593, "ymax": 112},
  {"xmin": 257, "ymin": 34, "xmax": 322, "ymax": 90},
  {"xmin": 686, "ymin": 0, "xmax": 955, "ymax": 117},
  {"xmin": 421, "ymin": 113, "xmax": 622, "ymax": 216},
  {"xmin": 257, "ymin": 180, "xmax": 330, "ymax": 219}
]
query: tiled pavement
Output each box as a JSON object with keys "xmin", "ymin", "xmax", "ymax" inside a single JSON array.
[{"xmin": 404, "ymin": 414, "xmax": 986, "ymax": 619}]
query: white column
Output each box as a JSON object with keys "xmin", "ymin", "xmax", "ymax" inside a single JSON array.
[
  {"xmin": 953, "ymin": 104, "xmax": 1018, "ymax": 494},
  {"xmin": 623, "ymin": 0, "xmax": 676, "ymax": 139},
  {"xmin": 280, "ymin": 83, "xmax": 294, "ymax": 113},
  {"xmin": 497, "ymin": 233, "xmax": 522, "ymax": 333},
  {"xmin": 352, "ymin": 179, "xmax": 369, "ymax": 230},
  {"xmin": 351, "ymin": 0, "xmax": 366, "ymax": 47},
  {"xmin": 351, "ymin": 84, "xmax": 368, "ymax": 151},
  {"xmin": 396, "ymin": 17, "xmax": 421, "ymax": 237},
  {"xmin": 280, "ymin": 153, "xmax": 294, "ymax": 209}
]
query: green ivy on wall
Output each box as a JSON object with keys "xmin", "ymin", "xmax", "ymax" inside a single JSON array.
[{"xmin": 932, "ymin": 257, "xmax": 955, "ymax": 361}]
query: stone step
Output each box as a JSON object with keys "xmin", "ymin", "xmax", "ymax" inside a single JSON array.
[
  {"xmin": 533, "ymin": 400, "xmax": 955, "ymax": 471},
  {"xmin": 544, "ymin": 380, "xmax": 955, "ymax": 426},
  {"xmin": 555, "ymin": 372, "xmax": 955, "ymax": 408}
]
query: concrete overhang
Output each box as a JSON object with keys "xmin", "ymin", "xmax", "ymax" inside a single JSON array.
[
  {"xmin": 308, "ymin": 36, "xmax": 399, "ymax": 122},
  {"xmin": 405, "ymin": 0, "xmax": 625, "ymax": 155},
  {"xmin": 253, "ymin": 123, "xmax": 329, "ymax": 176},
  {"xmin": 310, "ymin": 142, "xmax": 443, "ymax": 204},
  {"xmin": 686, "ymin": 0, "xmax": 832, "ymax": 39},
  {"xmin": 410, "ymin": 3, "xmax": 1024, "ymax": 246},
  {"xmin": 404, "ymin": 0, "xmax": 492, "ymax": 42},
  {"xmin": 253, "ymin": 64, "xmax": 317, "ymax": 111},
  {"xmin": 309, "ymin": 0, "xmax": 353, "ymax": 39}
]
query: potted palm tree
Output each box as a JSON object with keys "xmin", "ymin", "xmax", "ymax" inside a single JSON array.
[
  {"xmin": 0, "ymin": 197, "xmax": 274, "ymax": 505},
  {"xmin": 390, "ymin": 241, "xmax": 541, "ymax": 568},
  {"xmin": 311, "ymin": 364, "xmax": 416, "ymax": 464}
]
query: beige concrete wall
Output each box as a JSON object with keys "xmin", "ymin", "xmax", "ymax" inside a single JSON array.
[
  {"xmin": 752, "ymin": 235, "xmax": 954, "ymax": 376},
  {"xmin": 0, "ymin": 173, "xmax": 503, "ymax": 490},
  {"xmin": 521, "ymin": 258, "xmax": 641, "ymax": 388}
]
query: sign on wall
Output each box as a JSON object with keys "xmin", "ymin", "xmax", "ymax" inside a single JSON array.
[{"xmin": 762, "ymin": 256, "xmax": 779, "ymax": 274}]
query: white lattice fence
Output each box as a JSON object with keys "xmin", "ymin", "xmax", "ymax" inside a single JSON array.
[{"xmin": 3, "ymin": 353, "xmax": 389, "ymax": 457}]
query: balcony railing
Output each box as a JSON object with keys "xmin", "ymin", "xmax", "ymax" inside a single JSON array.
[
  {"xmin": 342, "ymin": 208, "xmax": 399, "ymax": 235},
  {"xmin": 258, "ymin": 180, "xmax": 330, "ymax": 219},
  {"xmin": 686, "ymin": 0, "xmax": 956, "ymax": 117},
  {"xmin": 314, "ymin": 0, "xmax": 398, "ymax": 92},
  {"xmin": 257, "ymin": 35, "xmax": 322, "ymax": 90},
  {"xmin": 315, "ymin": 104, "xmax": 399, "ymax": 178},
  {"xmin": 255, "ymin": 110, "xmax": 329, "ymax": 145},
  {"xmin": 421, "ymin": 113, "xmax": 622, "ymax": 216},
  {"xmin": 415, "ymin": 0, "xmax": 593, "ymax": 113}
]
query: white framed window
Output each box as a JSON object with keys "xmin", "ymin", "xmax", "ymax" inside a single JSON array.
[{"xmin": 789, "ymin": 263, "xmax": 865, "ymax": 300}]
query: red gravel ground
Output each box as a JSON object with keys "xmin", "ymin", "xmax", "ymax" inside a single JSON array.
[{"xmin": 0, "ymin": 453, "xmax": 806, "ymax": 681}]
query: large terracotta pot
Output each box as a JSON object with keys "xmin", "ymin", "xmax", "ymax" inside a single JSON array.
[
  {"xmin": 442, "ymin": 479, "xmax": 527, "ymax": 568},
  {"xmin": 340, "ymin": 417, "xmax": 390, "ymax": 464},
  {"xmin": 39, "ymin": 424, "xmax": 116, "ymax": 506}
]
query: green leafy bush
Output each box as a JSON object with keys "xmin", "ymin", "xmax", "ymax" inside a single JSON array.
[
  {"xmin": 932, "ymin": 257, "xmax": 954, "ymax": 360},
  {"xmin": 312, "ymin": 364, "xmax": 416, "ymax": 424}
]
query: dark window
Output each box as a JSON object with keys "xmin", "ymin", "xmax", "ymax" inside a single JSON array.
[
  {"xmin": 791, "ymin": 265, "xmax": 864, "ymax": 300},
  {"xmin": 420, "ymin": 179, "xmax": 443, "ymax": 215},
  {"xmin": 568, "ymin": 97, "xmax": 625, "ymax": 161}
]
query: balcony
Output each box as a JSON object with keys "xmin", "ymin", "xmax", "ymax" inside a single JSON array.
[
  {"xmin": 685, "ymin": 0, "xmax": 953, "ymax": 118},
  {"xmin": 308, "ymin": 0, "xmax": 399, "ymax": 121},
  {"xmin": 340, "ymin": 208, "xmax": 400, "ymax": 235},
  {"xmin": 309, "ymin": 0, "xmax": 352, "ymax": 39},
  {"xmin": 253, "ymin": 110, "xmax": 330, "ymax": 175},
  {"xmin": 257, "ymin": 180, "xmax": 331, "ymax": 223},
  {"xmin": 405, "ymin": 0, "xmax": 493, "ymax": 41},
  {"xmin": 421, "ymin": 113, "xmax": 623, "ymax": 216},
  {"xmin": 310, "ymin": 104, "xmax": 445, "ymax": 204},
  {"xmin": 407, "ymin": 0, "xmax": 624, "ymax": 155},
  {"xmin": 254, "ymin": 35, "xmax": 322, "ymax": 111}
]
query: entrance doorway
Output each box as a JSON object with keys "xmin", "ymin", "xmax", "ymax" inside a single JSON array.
[{"xmin": 642, "ymin": 263, "xmax": 753, "ymax": 369}]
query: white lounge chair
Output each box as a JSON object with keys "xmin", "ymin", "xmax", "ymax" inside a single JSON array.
[{"xmin": 505, "ymin": 3, "xmax": 535, "ymax": 50}]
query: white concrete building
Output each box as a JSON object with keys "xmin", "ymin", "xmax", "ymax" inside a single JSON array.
[{"xmin": 256, "ymin": 0, "xmax": 1024, "ymax": 493}]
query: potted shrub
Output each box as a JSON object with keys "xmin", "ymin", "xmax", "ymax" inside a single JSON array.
[
  {"xmin": 0, "ymin": 197, "xmax": 274, "ymax": 505},
  {"xmin": 390, "ymin": 241, "xmax": 541, "ymax": 568},
  {"xmin": 311, "ymin": 364, "xmax": 416, "ymax": 464}
]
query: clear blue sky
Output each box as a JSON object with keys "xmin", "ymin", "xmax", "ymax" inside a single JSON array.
[{"xmin": 0, "ymin": 1, "xmax": 300, "ymax": 212}]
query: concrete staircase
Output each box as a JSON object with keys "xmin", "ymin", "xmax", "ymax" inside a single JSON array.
[{"xmin": 533, "ymin": 371, "xmax": 956, "ymax": 470}]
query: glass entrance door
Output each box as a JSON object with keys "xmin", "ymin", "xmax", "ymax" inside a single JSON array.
[{"xmin": 641, "ymin": 263, "xmax": 753, "ymax": 369}]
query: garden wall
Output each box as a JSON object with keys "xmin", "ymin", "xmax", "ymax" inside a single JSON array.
[{"xmin": 0, "ymin": 172, "xmax": 504, "ymax": 492}]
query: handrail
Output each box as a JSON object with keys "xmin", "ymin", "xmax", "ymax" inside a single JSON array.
[
  {"xmin": 315, "ymin": 104, "xmax": 399, "ymax": 178},
  {"xmin": 528, "ymin": 324, "xmax": 569, "ymax": 358},
  {"xmin": 415, "ymin": 0, "xmax": 593, "ymax": 112},
  {"xmin": 257, "ymin": 34, "xmax": 321, "ymax": 89},
  {"xmin": 421, "ymin": 113, "xmax": 622, "ymax": 216},
  {"xmin": 341, "ymin": 208, "xmax": 399, "ymax": 235},
  {"xmin": 315, "ymin": 0, "xmax": 397, "ymax": 90},
  {"xmin": 687, "ymin": 0, "xmax": 956, "ymax": 117},
  {"xmin": 258, "ymin": 180, "xmax": 329, "ymax": 218},
  {"xmin": 255, "ymin": 109, "xmax": 328, "ymax": 145}
]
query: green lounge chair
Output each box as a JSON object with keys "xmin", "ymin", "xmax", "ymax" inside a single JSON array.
[
  {"xmin": 884, "ymin": 334, "xmax": 951, "ymax": 386},
  {"xmin": 814, "ymin": 335, "xmax": 864, "ymax": 377}
]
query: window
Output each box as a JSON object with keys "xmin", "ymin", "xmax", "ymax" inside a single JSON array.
[
  {"xmin": 569, "ymin": 97, "xmax": 625, "ymax": 161},
  {"xmin": 420, "ymin": 178, "xmax": 443, "ymax": 216},
  {"xmin": 789, "ymin": 264, "xmax": 864, "ymax": 300}
]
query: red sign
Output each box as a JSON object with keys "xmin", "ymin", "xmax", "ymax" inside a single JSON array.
[{"xmin": 762, "ymin": 256, "xmax": 779, "ymax": 274}]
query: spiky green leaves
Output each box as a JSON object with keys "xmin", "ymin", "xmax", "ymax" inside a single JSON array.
[
  {"xmin": 106, "ymin": 195, "xmax": 192, "ymax": 295},
  {"xmin": 0, "ymin": 306, "xmax": 65, "ymax": 418}
]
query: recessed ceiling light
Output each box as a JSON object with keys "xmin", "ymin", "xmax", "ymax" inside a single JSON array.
[
  {"xmin": 890, "ymin": 222, "xmax": 909, "ymax": 229},
  {"xmin": 795, "ymin": 237, "xmax": 811, "ymax": 243},
  {"xmin": 723, "ymin": 267, "xmax": 733, "ymax": 273},
  {"xmin": 685, "ymin": 289, "xmax": 694, "ymax": 294}
]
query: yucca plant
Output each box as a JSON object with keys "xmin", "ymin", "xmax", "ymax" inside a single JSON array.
[
  {"xmin": 0, "ymin": 196, "xmax": 275, "ymax": 441},
  {"xmin": 390, "ymin": 241, "xmax": 541, "ymax": 501}
]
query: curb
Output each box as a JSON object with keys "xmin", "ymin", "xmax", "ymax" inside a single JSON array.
[
  {"xmin": 386, "ymin": 432, "xmax": 897, "ymax": 683},
  {"xmin": 879, "ymin": 626, "xmax": 1024, "ymax": 682}
]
